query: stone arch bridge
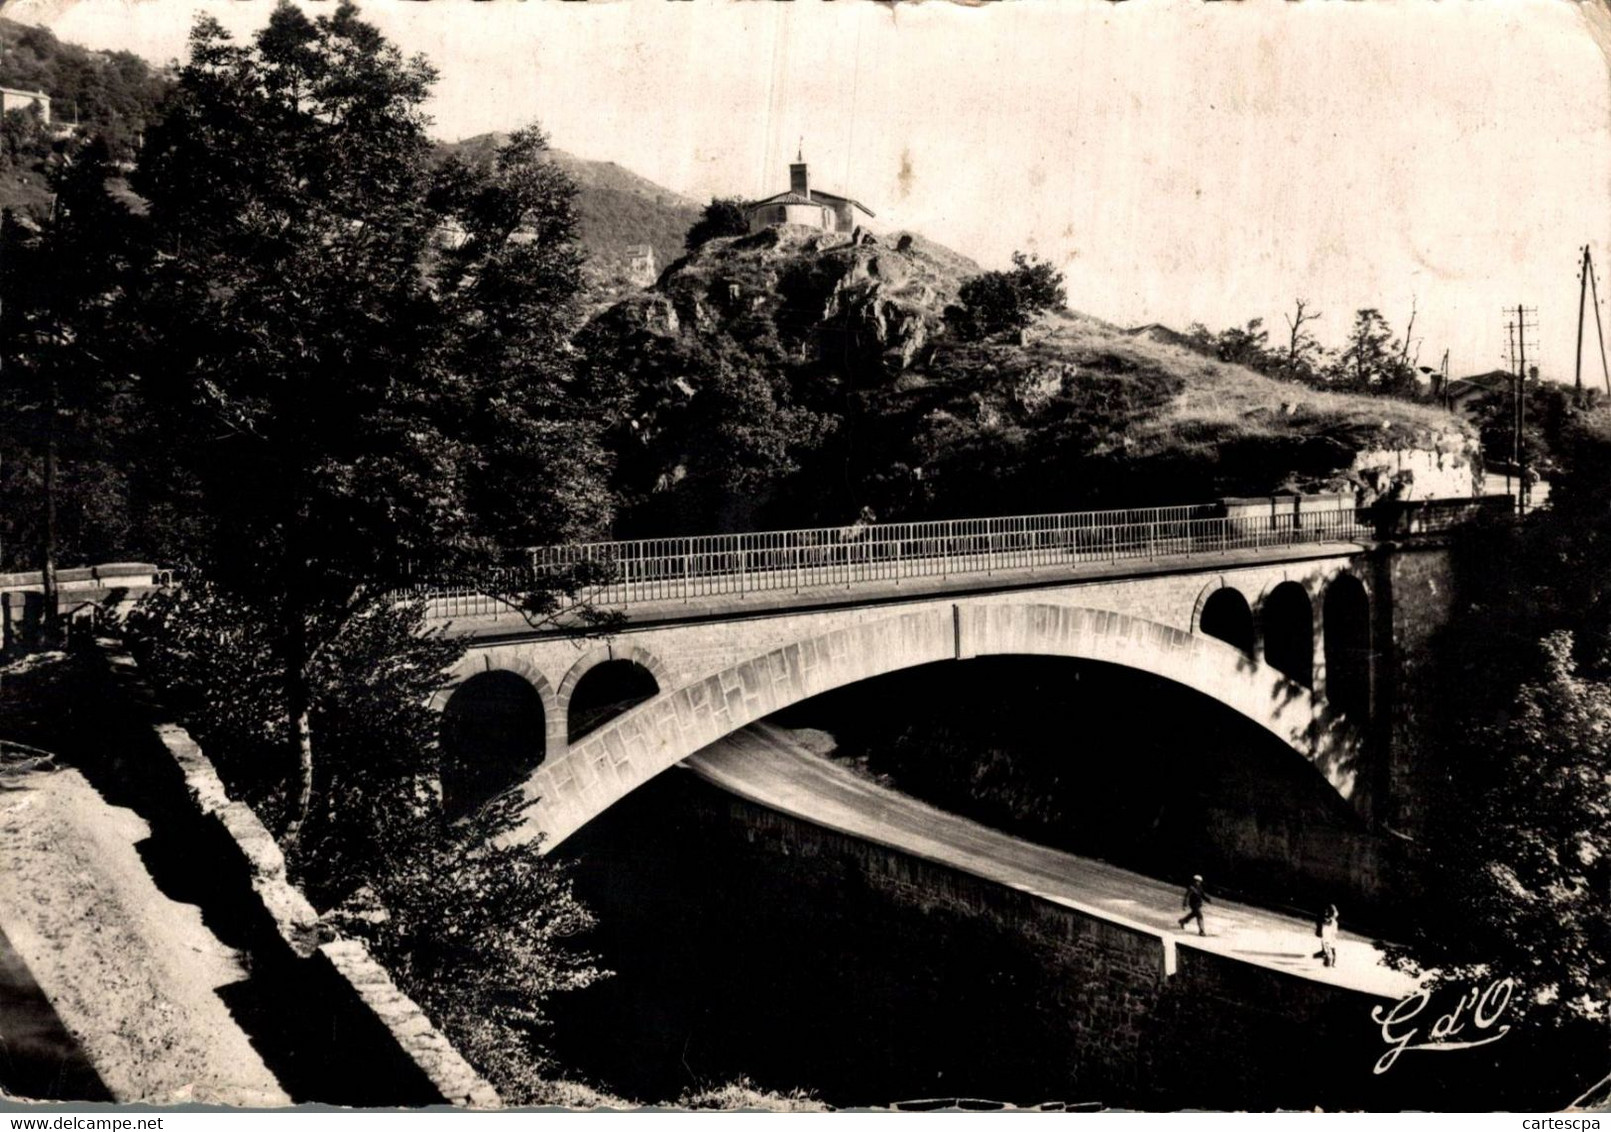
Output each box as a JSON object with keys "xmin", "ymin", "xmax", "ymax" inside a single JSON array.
[{"xmin": 423, "ymin": 496, "xmax": 1493, "ymax": 851}]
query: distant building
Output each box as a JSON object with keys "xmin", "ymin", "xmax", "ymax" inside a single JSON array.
[
  {"xmin": 1442, "ymin": 369, "xmax": 1512, "ymax": 417},
  {"xmin": 625, "ymin": 243, "xmax": 656, "ymax": 288},
  {"xmin": 0, "ymin": 87, "xmax": 51, "ymax": 124},
  {"xmin": 745, "ymin": 152, "xmax": 874, "ymax": 235}
]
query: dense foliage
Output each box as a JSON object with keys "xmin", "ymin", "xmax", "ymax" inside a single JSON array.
[
  {"xmin": 0, "ymin": 19, "xmax": 169, "ymax": 161},
  {"xmin": 5, "ymin": 5, "xmax": 620, "ymax": 1098},
  {"xmin": 1401, "ymin": 409, "xmax": 1611, "ymax": 1038},
  {"xmin": 435, "ymin": 133, "xmax": 702, "ymax": 300},
  {"xmin": 1467, "ymin": 374, "xmax": 1582, "ymax": 490},
  {"xmin": 127, "ymin": 3, "xmax": 613, "ymax": 840},
  {"xmin": 0, "ymin": 18, "xmax": 170, "ymax": 218},
  {"xmin": 683, "ymin": 196, "xmax": 748, "ymax": 251},
  {"xmin": 0, "ymin": 136, "xmax": 173, "ymax": 585},
  {"xmin": 347, "ymin": 793, "xmax": 609, "ymax": 1105}
]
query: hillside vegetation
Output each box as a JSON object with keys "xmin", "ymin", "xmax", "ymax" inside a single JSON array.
[
  {"xmin": 580, "ymin": 223, "xmax": 1477, "ymax": 535},
  {"xmin": 438, "ymin": 133, "xmax": 701, "ymax": 300},
  {"xmin": 0, "ymin": 18, "xmax": 169, "ymax": 216}
]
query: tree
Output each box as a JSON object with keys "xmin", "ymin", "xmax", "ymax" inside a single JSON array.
[
  {"xmin": 0, "ymin": 105, "xmax": 50, "ymax": 177},
  {"xmin": 346, "ymin": 794, "xmax": 609, "ymax": 1103},
  {"xmin": 130, "ymin": 3, "xmax": 612, "ymax": 847},
  {"xmin": 684, "ymin": 196, "xmax": 749, "ymax": 251},
  {"xmin": 1400, "ymin": 415, "xmax": 1611, "ymax": 1053},
  {"xmin": 576, "ymin": 321, "xmax": 833, "ymax": 532},
  {"xmin": 1178, "ymin": 318, "xmax": 1275, "ymax": 372},
  {"xmin": 1281, "ymin": 298, "xmax": 1324, "ymax": 384},
  {"xmin": 0, "ymin": 135, "xmax": 151, "ymax": 623},
  {"xmin": 944, "ymin": 252, "xmax": 1067, "ymax": 341},
  {"xmin": 125, "ymin": 582, "xmax": 610, "ymax": 1099},
  {"xmin": 0, "ymin": 20, "xmax": 172, "ymax": 165},
  {"xmin": 1328, "ymin": 308, "xmax": 1417, "ymax": 396},
  {"xmin": 1470, "ymin": 372, "xmax": 1574, "ymax": 490},
  {"xmin": 1210, "ymin": 318, "xmax": 1271, "ymax": 369}
]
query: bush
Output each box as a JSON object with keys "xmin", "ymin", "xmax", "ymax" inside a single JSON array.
[
  {"xmin": 944, "ymin": 252, "xmax": 1066, "ymax": 341},
  {"xmin": 339, "ymin": 794, "xmax": 611, "ymax": 1106},
  {"xmin": 123, "ymin": 581, "xmax": 464, "ymax": 874},
  {"xmin": 684, "ymin": 197, "xmax": 748, "ymax": 251}
]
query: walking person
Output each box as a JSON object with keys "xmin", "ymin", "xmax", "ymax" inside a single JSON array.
[
  {"xmin": 1178, "ymin": 874, "xmax": 1209, "ymax": 936},
  {"xmin": 1315, "ymin": 903, "xmax": 1340, "ymax": 968}
]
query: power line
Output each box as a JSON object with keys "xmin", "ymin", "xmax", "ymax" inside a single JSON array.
[{"xmin": 1503, "ymin": 304, "xmax": 1538, "ymax": 514}]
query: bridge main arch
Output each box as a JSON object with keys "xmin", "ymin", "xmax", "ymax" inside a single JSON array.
[{"xmin": 508, "ymin": 603, "xmax": 1362, "ymax": 852}]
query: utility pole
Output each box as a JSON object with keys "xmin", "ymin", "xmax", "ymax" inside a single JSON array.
[
  {"xmin": 1583, "ymin": 247, "xmax": 1611, "ymax": 399},
  {"xmin": 42, "ymin": 371, "xmax": 59, "ymax": 646},
  {"xmin": 1504, "ymin": 304, "xmax": 1538, "ymax": 515},
  {"xmin": 1575, "ymin": 247, "xmax": 1589, "ymax": 406},
  {"xmin": 1505, "ymin": 316, "xmax": 1517, "ymax": 503}
]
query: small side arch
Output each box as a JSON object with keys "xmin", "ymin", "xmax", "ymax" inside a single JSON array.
[
  {"xmin": 1260, "ymin": 580, "xmax": 1316, "ymax": 687},
  {"xmin": 432, "ymin": 658, "xmax": 564, "ymax": 764},
  {"xmin": 557, "ymin": 644, "xmax": 672, "ymax": 744},
  {"xmin": 1193, "ymin": 581, "xmax": 1256, "ymax": 658},
  {"xmin": 438, "ymin": 665, "xmax": 561, "ymax": 820},
  {"xmin": 1323, "ymin": 573, "xmax": 1372, "ymax": 720}
]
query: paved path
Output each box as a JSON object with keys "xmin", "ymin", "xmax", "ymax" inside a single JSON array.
[
  {"xmin": 0, "ymin": 761, "xmax": 290, "ymax": 1105},
  {"xmin": 684, "ymin": 722, "xmax": 1420, "ymax": 1000}
]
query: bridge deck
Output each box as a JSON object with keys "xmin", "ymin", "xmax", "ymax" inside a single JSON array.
[
  {"xmin": 433, "ymin": 538, "xmax": 1369, "ymax": 636},
  {"xmin": 419, "ymin": 494, "xmax": 1509, "ymax": 633},
  {"xmin": 684, "ymin": 722, "xmax": 1419, "ymax": 1001}
]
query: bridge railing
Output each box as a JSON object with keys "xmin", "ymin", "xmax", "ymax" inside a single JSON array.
[
  {"xmin": 502, "ymin": 503, "xmax": 1372, "ymax": 609},
  {"xmin": 1373, "ymin": 494, "xmax": 1514, "ymax": 536}
]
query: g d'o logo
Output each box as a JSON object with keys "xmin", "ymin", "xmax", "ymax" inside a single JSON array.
[{"xmin": 1370, "ymin": 978, "xmax": 1515, "ymax": 1075}]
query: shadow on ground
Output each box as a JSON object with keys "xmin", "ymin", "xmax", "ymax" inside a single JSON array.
[{"xmin": 0, "ymin": 648, "xmax": 437, "ymax": 1107}]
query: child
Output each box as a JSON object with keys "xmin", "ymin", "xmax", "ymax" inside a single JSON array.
[{"xmin": 1316, "ymin": 904, "xmax": 1340, "ymax": 967}]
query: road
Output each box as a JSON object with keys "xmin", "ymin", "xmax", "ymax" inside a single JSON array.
[{"xmin": 684, "ymin": 722, "xmax": 1420, "ymax": 1000}]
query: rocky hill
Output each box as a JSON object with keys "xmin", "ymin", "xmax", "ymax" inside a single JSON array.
[
  {"xmin": 580, "ymin": 223, "xmax": 1479, "ymax": 535},
  {"xmin": 597, "ymin": 223, "xmax": 980, "ymax": 373}
]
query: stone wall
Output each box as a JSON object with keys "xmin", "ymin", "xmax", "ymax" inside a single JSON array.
[
  {"xmin": 95, "ymin": 640, "xmax": 501, "ymax": 1109},
  {"xmin": 1369, "ymin": 543, "xmax": 1456, "ymax": 837},
  {"xmin": 554, "ymin": 772, "xmax": 1516, "ymax": 1110},
  {"xmin": 711, "ymin": 787, "xmax": 1515, "ymax": 1109}
]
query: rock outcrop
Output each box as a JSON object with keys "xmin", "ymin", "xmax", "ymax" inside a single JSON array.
[
  {"xmin": 597, "ymin": 223, "xmax": 976, "ymax": 383},
  {"xmin": 582, "ymin": 220, "xmax": 1482, "ymax": 525}
]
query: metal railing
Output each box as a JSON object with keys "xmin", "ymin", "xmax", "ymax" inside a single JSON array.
[{"xmin": 410, "ymin": 502, "xmax": 1376, "ymax": 616}]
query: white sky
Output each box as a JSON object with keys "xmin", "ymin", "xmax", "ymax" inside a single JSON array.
[{"xmin": 13, "ymin": 0, "xmax": 1611, "ymax": 383}]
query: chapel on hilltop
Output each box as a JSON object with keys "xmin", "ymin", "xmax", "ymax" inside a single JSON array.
[{"xmin": 745, "ymin": 152, "xmax": 874, "ymax": 235}]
